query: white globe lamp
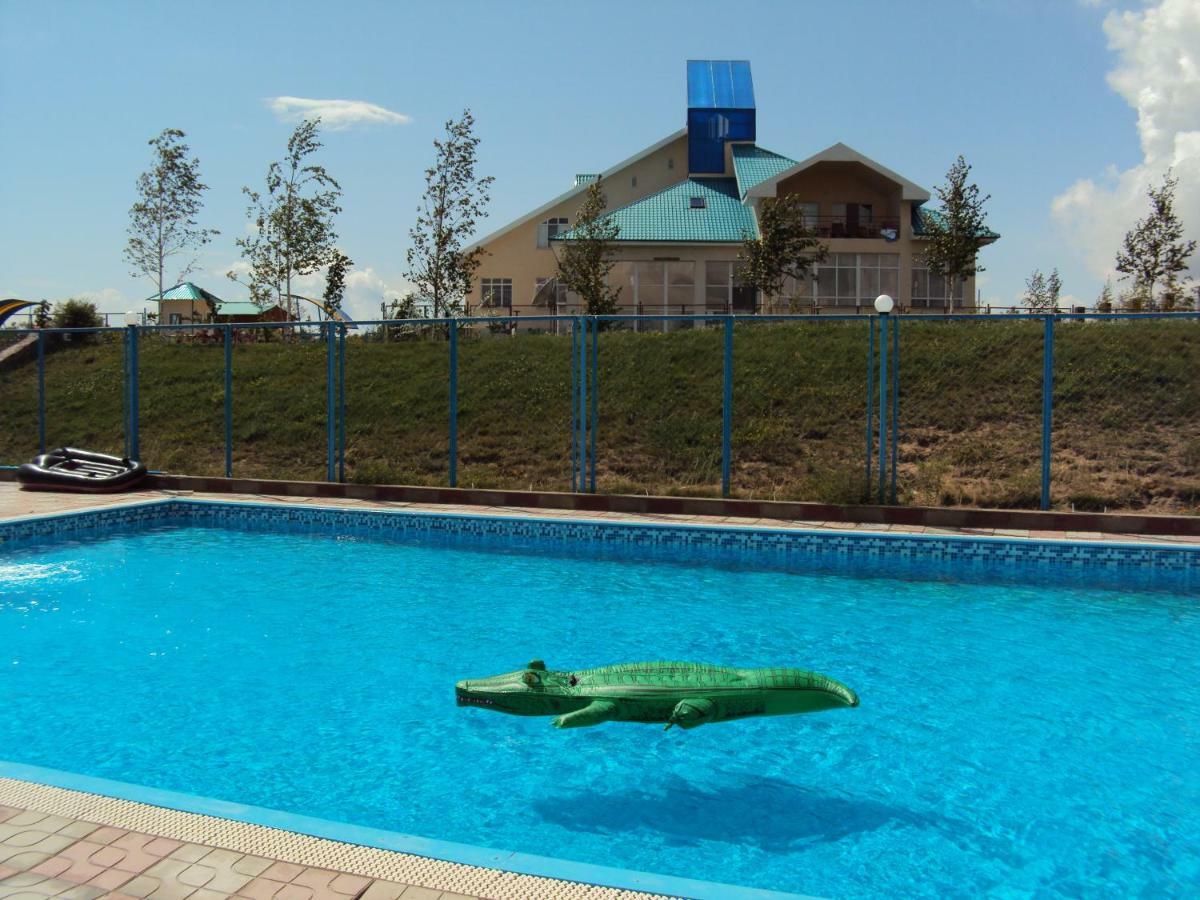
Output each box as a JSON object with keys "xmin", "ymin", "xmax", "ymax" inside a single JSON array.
[{"xmin": 874, "ymin": 294, "xmax": 894, "ymax": 315}]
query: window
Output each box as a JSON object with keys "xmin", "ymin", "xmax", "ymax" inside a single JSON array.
[
  {"xmin": 168, "ymin": 313, "xmax": 182, "ymax": 325},
  {"xmin": 534, "ymin": 277, "xmax": 568, "ymax": 309},
  {"xmin": 799, "ymin": 202, "xmax": 819, "ymax": 230},
  {"xmin": 911, "ymin": 265, "xmax": 965, "ymax": 309},
  {"xmin": 667, "ymin": 157, "xmax": 675, "ymax": 170},
  {"xmin": 689, "ymin": 196, "xmax": 706, "ymax": 209},
  {"xmin": 537, "ymin": 217, "xmax": 568, "ymax": 249},
  {"xmin": 812, "ymin": 253, "xmax": 899, "ymax": 306},
  {"xmin": 704, "ymin": 261, "xmax": 754, "ymax": 312},
  {"xmin": 830, "ymin": 202, "xmax": 875, "ymax": 238},
  {"xmin": 632, "ymin": 175, "xmax": 638, "ymax": 188},
  {"xmin": 480, "ymin": 278, "xmax": 512, "ymax": 309}
]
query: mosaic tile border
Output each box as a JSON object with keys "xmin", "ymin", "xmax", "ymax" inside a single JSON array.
[{"xmin": 1, "ymin": 498, "xmax": 1198, "ymax": 585}]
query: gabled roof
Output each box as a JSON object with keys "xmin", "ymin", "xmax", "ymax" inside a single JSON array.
[
  {"xmin": 911, "ymin": 206, "xmax": 1001, "ymax": 242},
  {"xmin": 146, "ymin": 281, "xmax": 223, "ymax": 304},
  {"xmin": 730, "ymin": 144, "xmax": 797, "ymax": 199},
  {"xmin": 465, "ymin": 129, "xmax": 687, "ymax": 252},
  {"xmin": 746, "ymin": 142, "xmax": 931, "ymax": 202},
  {"xmin": 553, "ymin": 177, "xmax": 755, "ymax": 244}
]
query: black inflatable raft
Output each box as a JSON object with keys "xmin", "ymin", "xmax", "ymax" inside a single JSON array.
[{"xmin": 17, "ymin": 447, "xmax": 148, "ymax": 493}]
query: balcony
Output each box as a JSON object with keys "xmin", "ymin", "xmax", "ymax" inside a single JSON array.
[{"xmin": 802, "ymin": 215, "xmax": 902, "ymax": 241}]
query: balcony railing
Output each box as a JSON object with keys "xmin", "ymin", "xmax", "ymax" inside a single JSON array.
[{"xmin": 802, "ymin": 216, "xmax": 902, "ymax": 241}]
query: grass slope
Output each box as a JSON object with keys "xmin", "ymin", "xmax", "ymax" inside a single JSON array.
[{"xmin": 1, "ymin": 320, "xmax": 1197, "ymax": 513}]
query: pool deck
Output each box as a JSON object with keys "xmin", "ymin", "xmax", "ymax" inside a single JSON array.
[{"xmin": 2, "ymin": 484, "xmax": 1195, "ymax": 900}]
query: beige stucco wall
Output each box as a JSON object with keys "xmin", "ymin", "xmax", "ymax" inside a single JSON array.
[
  {"xmin": 157, "ymin": 299, "xmax": 214, "ymax": 324},
  {"xmin": 472, "ymin": 134, "xmax": 689, "ymax": 315}
]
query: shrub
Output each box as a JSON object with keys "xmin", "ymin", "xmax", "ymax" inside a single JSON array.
[{"xmin": 51, "ymin": 298, "xmax": 103, "ymax": 330}]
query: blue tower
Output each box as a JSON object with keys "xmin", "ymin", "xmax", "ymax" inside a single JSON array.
[{"xmin": 686, "ymin": 60, "xmax": 756, "ymax": 175}]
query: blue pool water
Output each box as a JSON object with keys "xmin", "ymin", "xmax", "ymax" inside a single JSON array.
[{"xmin": 2, "ymin": 520, "xmax": 1198, "ymax": 897}]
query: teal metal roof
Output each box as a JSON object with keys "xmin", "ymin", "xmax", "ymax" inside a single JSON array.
[
  {"xmin": 214, "ymin": 300, "xmax": 264, "ymax": 316},
  {"xmin": 911, "ymin": 206, "xmax": 1001, "ymax": 241},
  {"xmin": 730, "ymin": 144, "xmax": 797, "ymax": 199},
  {"xmin": 146, "ymin": 281, "xmax": 224, "ymax": 304},
  {"xmin": 554, "ymin": 178, "xmax": 756, "ymax": 243}
]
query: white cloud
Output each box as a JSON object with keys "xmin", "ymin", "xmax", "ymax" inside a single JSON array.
[
  {"xmin": 266, "ymin": 97, "xmax": 411, "ymax": 131},
  {"xmin": 76, "ymin": 287, "xmax": 128, "ymax": 309},
  {"xmin": 1052, "ymin": 0, "xmax": 1200, "ymax": 284}
]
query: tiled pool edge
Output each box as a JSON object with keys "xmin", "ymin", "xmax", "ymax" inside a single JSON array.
[
  {"xmin": 0, "ymin": 764, "xmax": 805, "ymax": 900},
  {"xmin": 2, "ymin": 497, "xmax": 1198, "ymax": 581}
]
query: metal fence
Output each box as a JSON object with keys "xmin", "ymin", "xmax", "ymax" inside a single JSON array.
[{"xmin": 2, "ymin": 313, "xmax": 1198, "ymax": 514}]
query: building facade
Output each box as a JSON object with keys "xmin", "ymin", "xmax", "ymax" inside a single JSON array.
[{"xmin": 468, "ymin": 60, "xmax": 997, "ymax": 324}]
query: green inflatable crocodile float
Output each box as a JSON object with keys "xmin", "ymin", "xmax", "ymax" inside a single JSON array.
[{"xmin": 455, "ymin": 660, "xmax": 859, "ymax": 730}]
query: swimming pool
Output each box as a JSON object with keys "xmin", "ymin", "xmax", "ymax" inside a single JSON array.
[{"xmin": 2, "ymin": 500, "xmax": 1198, "ymax": 897}]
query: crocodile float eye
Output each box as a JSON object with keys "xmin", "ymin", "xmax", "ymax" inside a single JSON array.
[
  {"xmin": 522, "ymin": 670, "xmax": 541, "ymax": 686},
  {"xmin": 569, "ymin": 675, "xmax": 579, "ymax": 687}
]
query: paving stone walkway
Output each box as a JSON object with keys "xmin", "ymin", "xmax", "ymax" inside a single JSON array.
[{"xmin": 0, "ymin": 804, "xmax": 455, "ymax": 900}]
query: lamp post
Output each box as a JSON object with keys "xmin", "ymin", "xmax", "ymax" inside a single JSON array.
[{"xmin": 874, "ymin": 294, "xmax": 893, "ymax": 504}]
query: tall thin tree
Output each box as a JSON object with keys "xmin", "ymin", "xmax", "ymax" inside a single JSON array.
[
  {"xmin": 405, "ymin": 109, "xmax": 494, "ymax": 318},
  {"xmin": 322, "ymin": 249, "xmax": 353, "ymax": 317},
  {"xmin": 231, "ymin": 119, "xmax": 342, "ymax": 321},
  {"xmin": 556, "ymin": 179, "xmax": 621, "ymax": 315},
  {"xmin": 1115, "ymin": 170, "xmax": 1195, "ymax": 310},
  {"xmin": 922, "ymin": 155, "xmax": 991, "ymax": 311},
  {"xmin": 125, "ymin": 129, "xmax": 218, "ymax": 302}
]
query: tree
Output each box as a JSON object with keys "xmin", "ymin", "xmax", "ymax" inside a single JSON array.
[
  {"xmin": 405, "ymin": 109, "xmax": 494, "ymax": 318},
  {"xmin": 739, "ymin": 195, "xmax": 828, "ymax": 309},
  {"xmin": 322, "ymin": 250, "xmax": 353, "ymax": 317},
  {"xmin": 1022, "ymin": 268, "xmax": 1061, "ymax": 312},
  {"xmin": 1115, "ymin": 171, "xmax": 1195, "ymax": 310},
  {"xmin": 555, "ymin": 179, "xmax": 622, "ymax": 315},
  {"xmin": 922, "ymin": 155, "xmax": 991, "ymax": 310},
  {"xmin": 33, "ymin": 301, "xmax": 51, "ymax": 329},
  {"xmin": 1095, "ymin": 278, "xmax": 1115, "ymax": 313},
  {"xmin": 51, "ymin": 298, "xmax": 102, "ymax": 329},
  {"xmin": 124, "ymin": 129, "xmax": 218, "ymax": 303},
  {"xmin": 231, "ymin": 119, "xmax": 342, "ymax": 321}
]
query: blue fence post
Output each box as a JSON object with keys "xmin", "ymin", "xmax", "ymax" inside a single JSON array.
[
  {"xmin": 224, "ymin": 325, "xmax": 233, "ymax": 478},
  {"xmin": 890, "ymin": 314, "xmax": 899, "ymax": 505},
  {"xmin": 325, "ymin": 321, "xmax": 336, "ymax": 481},
  {"xmin": 36, "ymin": 331, "xmax": 46, "ymax": 454},
  {"xmin": 122, "ymin": 328, "xmax": 130, "ymax": 459},
  {"xmin": 866, "ymin": 318, "xmax": 875, "ymax": 495},
  {"xmin": 448, "ymin": 320, "xmax": 458, "ymax": 488},
  {"xmin": 1041, "ymin": 315, "xmax": 1055, "ymax": 510},
  {"xmin": 338, "ymin": 323, "xmax": 346, "ymax": 483},
  {"xmin": 589, "ymin": 316, "xmax": 597, "ymax": 493},
  {"xmin": 570, "ymin": 318, "xmax": 578, "ymax": 492},
  {"xmin": 128, "ymin": 324, "xmax": 140, "ymax": 461},
  {"xmin": 578, "ymin": 315, "xmax": 588, "ymax": 492},
  {"xmin": 722, "ymin": 315, "xmax": 733, "ymax": 498},
  {"xmin": 877, "ymin": 312, "xmax": 889, "ymax": 504}
]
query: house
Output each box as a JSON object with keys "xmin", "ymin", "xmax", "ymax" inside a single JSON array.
[
  {"xmin": 149, "ymin": 282, "xmax": 287, "ymax": 324},
  {"xmin": 468, "ymin": 60, "xmax": 997, "ymax": 322}
]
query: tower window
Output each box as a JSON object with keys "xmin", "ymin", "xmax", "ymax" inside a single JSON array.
[{"xmin": 690, "ymin": 196, "xmax": 706, "ymax": 209}]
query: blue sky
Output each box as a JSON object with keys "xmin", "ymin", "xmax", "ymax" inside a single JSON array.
[{"xmin": 1, "ymin": 0, "xmax": 1196, "ymax": 318}]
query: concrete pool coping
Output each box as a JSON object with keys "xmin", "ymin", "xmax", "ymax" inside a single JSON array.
[{"xmin": 1, "ymin": 484, "xmax": 1196, "ymax": 899}]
